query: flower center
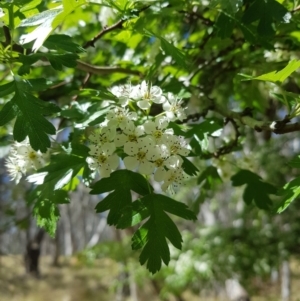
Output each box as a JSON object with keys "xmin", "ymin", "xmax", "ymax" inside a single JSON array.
[
  {"xmin": 153, "ymin": 130, "xmax": 162, "ymax": 139},
  {"xmin": 137, "ymin": 151, "xmax": 146, "ymax": 161},
  {"xmin": 29, "ymin": 151, "xmax": 37, "ymax": 160},
  {"xmin": 128, "ymin": 134, "xmax": 137, "ymax": 142},
  {"xmin": 155, "ymin": 158, "xmax": 164, "ymax": 167},
  {"xmin": 97, "ymin": 154, "xmax": 107, "ymax": 163}
]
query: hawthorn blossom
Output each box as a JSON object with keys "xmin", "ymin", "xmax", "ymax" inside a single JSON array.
[
  {"xmin": 5, "ymin": 156, "xmax": 26, "ymax": 184},
  {"xmin": 86, "ymin": 142, "xmax": 119, "ymax": 177},
  {"xmin": 132, "ymin": 81, "xmax": 165, "ymax": 110},
  {"xmin": 163, "ymin": 92, "xmax": 186, "ymax": 121},
  {"xmin": 0, "ymin": 8, "xmax": 4, "ymax": 19},
  {"xmin": 115, "ymin": 121, "xmax": 144, "ymax": 147},
  {"xmin": 161, "ymin": 167, "xmax": 187, "ymax": 191},
  {"xmin": 165, "ymin": 135, "xmax": 190, "ymax": 158},
  {"xmin": 5, "ymin": 138, "xmax": 49, "ymax": 183},
  {"xmin": 143, "ymin": 116, "xmax": 173, "ymax": 144},
  {"xmin": 88, "ymin": 125, "xmax": 116, "ymax": 145},
  {"xmin": 106, "ymin": 107, "xmax": 137, "ymax": 130},
  {"xmin": 123, "ymin": 137, "xmax": 155, "ymax": 174},
  {"xmin": 146, "ymin": 144, "xmax": 183, "ymax": 182},
  {"xmin": 111, "ymin": 84, "xmax": 134, "ymax": 106}
]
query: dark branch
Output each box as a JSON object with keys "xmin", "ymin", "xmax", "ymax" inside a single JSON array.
[
  {"xmin": 83, "ymin": 5, "xmax": 151, "ymax": 48},
  {"xmin": 76, "ymin": 60, "xmax": 142, "ymax": 77},
  {"xmin": 83, "ymin": 20, "xmax": 124, "ymax": 48},
  {"xmin": 208, "ymin": 99, "xmax": 300, "ymax": 135}
]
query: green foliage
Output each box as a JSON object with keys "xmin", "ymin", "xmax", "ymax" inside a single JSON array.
[
  {"xmin": 0, "ymin": 77, "xmax": 59, "ymax": 152},
  {"xmin": 1, "ymin": 0, "xmax": 300, "ymax": 275},
  {"xmin": 91, "ymin": 171, "xmax": 196, "ymax": 273},
  {"xmin": 231, "ymin": 169, "xmax": 277, "ymax": 209}
]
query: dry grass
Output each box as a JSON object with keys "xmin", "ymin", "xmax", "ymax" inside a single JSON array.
[{"xmin": 1, "ymin": 255, "xmax": 300, "ymax": 301}]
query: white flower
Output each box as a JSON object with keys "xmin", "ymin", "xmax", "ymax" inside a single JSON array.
[
  {"xmin": 165, "ymin": 135, "xmax": 190, "ymax": 157},
  {"xmin": 163, "ymin": 92, "xmax": 186, "ymax": 121},
  {"xmin": 123, "ymin": 137, "xmax": 155, "ymax": 174},
  {"xmin": 5, "ymin": 138, "xmax": 49, "ymax": 183},
  {"xmin": 106, "ymin": 107, "xmax": 137, "ymax": 130},
  {"xmin": 115, "ymin": 121, "xmax": 144, "ymax": 147},
  {"xmin": 16, "ymin": 144, "xmax": 47, "ymax": 170},
  {"xmin": 143, "ymin": 116, "xmax": 173, "ymax": 143},
  {"xmin": 111, "ymin": 84, "xmax": 135, "ymax": 106},
  {"xmin": 5, "ymin": 156, "xmax": 26, "ymax": 184},
  {"xmin": 88, "ymin": 125, "xmax": 116, "ymax": 145},
  {"xmin": 0, "ymin": 8, "xmax": 5, "ymax": 19},
  {"xmin": 161, "ymin": 167, "xmax": 187, "ymax": 191},
  {"xmin": 132, "ymin": 81, "xmax": 165, "ymax": 110},
  {"xmin": 86, "ymin": 142, "xmax": 119, "ymax": 177}
]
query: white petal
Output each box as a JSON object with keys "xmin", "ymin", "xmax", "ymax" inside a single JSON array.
[
  {"xmin": 154, "ymin": 167, "xmax": 166, "ymax": 182},
  {"xmin": 115, "ymin": 134, "xmax": 127, "ymax": 147},
  {"xmin": 139, "ymin": 161, "xmax": 155, "ymax": 174},
  {"xmin": 124, "ymin": 142, "xmax": 138, "ymax": 155},
  {"xmin": 178, "ymin": 147, "xmax": 190, "ymax": 156},
  {"xmin": 124, "ymin": 156, "xmax": 139, "ymax": 170},
  {"xmin": 108, "ymin": 154, "xmax": 119, "ymax": 170},
  {"xmin": 155, "ymin": 116, "xmax": 169, "ymax": 129},
  {"xmin": 143, "ymin": 120, "xmax": 155, "ymax": 134},
  {"xmin": 137, "ymin": 100, "xmax": 151, "ymax": 110},
  {"xmin": 99, "ymin": 165, "xmax": 111, "ymax": 178},
  {"xmin": 101, "ymin": 142, "xmax": 116, "ymax": 155}
]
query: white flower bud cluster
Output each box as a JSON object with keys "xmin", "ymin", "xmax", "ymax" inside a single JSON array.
[
  {"xmin": 0, "ymin": 8, "xmax": 5, "ymax": 28},
  {"xmin": 5, "ymin": 138, "xmax": 49, "ymax": 184},
  {"xmin": 86, "ymin": 81, "xmax": 189, "ymax": 191}
]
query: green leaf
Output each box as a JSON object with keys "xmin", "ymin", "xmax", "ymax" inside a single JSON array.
[
  {"xmin": 131, "ymin": 194, "xmax": 196, "ymax": 273},
  {"xmin": 52, "ymin": 190, "xmax": 70, "ymax": 204},
  {"xmin": 90, "ymin": 170, "xmax": 153, "ymax": 195},
  {"xmin": 288, "ymin": 156, "xmax": 300, "ymax": 168},
  {"xmin": 197, "ymin": 166, "xmax": 222, "ymax": 189},
  {"xmin": 117, "ymin": 200, "xmax": 150, "ymax": 228},
  {"xmin": 91, "ymin": 170, "xmax": 153, "ymax": 226},
  {"xmin": 249, "ymin": 60, "xmax": 300, "ymax": 83},
  {"xmin": 242, "ymin": 0, "xmax": 288, "ymax": 37},
  {"xmin": 95, "ymin": 190, "xmax": 132, "ymax": 226},
  {"xmin": 40, "ymin": 154, "xmax": 87, "ymax": 190},
  {"xmin": 215, "ymin": 12, "xmax": 235, "ymax": 38},
  {"xmin": 19, "ymin": 0, "xmax": 87, "ymax": 52},
  {"xmin": 43, "ymin": 34, "xmax": 85, "ymax": 53},
  {"xmin": 33, "ymin": 199, "xmax": 60, "ymax": 237},
  {"xmin": 0, "ymin": 78, "xmax": 59, "ymax": 152},
  {"xmin": 181, "ymin": 156, "xmax": 199, "ymax": 176},
  {"xmin": 277, "ymin": 177, "xmax": 300, "ymax": 213},
  {"xmin": 48, "ymin": 53, "xmax": 79, "ymax": 70},
  {"xmin": 143, "ymin": 29, "xmax": 188, "ymax": 69},
  {"xmin": 231, "ymin": 169, "xmax": 277, "ymax": 209},
  {"xmin": 0, "ymin": 101, "xmax": 17, "ymax": 125},
  {"xmin": 187, "ymin": 118, "xmax": 223, "ymax": 152},
  {"xmin": 0, "ymin": 81, "xmax": 15, "ymax": 97}
]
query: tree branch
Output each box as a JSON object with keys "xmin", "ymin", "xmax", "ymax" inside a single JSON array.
[
  {"xmin": 210, "ymin": 102, "xmax": 300, "ymax": 135},
  {"xmin": 76, "ymin": 60, "xmax": 142, "ymax": 77},
  {"xmin": 83, "ymin": 5, "xmax": 151, "ymax": 48},
  {"xmin": 83, "ymin": 20, "xmax": 124, "ymax": 48}
]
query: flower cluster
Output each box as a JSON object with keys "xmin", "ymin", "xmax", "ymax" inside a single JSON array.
[
  {"xmin": 0, "ymin": 8, "xmax": 5, "ymax": 28},
  {"xmin": 86, "ymin": 81, "xmax": 189, "ymax": 191},
  {"xmin": 5, "ymin": 138, "xmax": 49, "ymax": 184}
]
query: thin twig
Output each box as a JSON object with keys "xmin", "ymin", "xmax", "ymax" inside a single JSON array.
[
  {"xmin": 208, "ymin": 99, "xmax": 300, "ymax": 135},
  {"xmin": 83, "ymin": 5, "xmax": 151, "ymax": 48},
  {"xmin": 83, "ymin": 20, "xmax": 124, "ymax": 48},
  {"xmin": 76, "ymin": 60, "xmax": 142, "ymax": 77}
]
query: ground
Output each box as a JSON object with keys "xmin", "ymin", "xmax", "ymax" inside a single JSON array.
[{"xmin": 1, "ymin": 255, "xmax": 300, "ymax": 301}]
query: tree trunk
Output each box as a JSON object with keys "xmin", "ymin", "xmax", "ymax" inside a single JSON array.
[
  {"xmin": 281, "ymin": 260, "xmax": 290, "ymax": 301},
  {"xmin": 24, "ymin": 228, "xmax": 45, "ymax": 277},
  {"xmin": 225, "ymin": 279, "xmax": 250, "ymax": 301}
]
